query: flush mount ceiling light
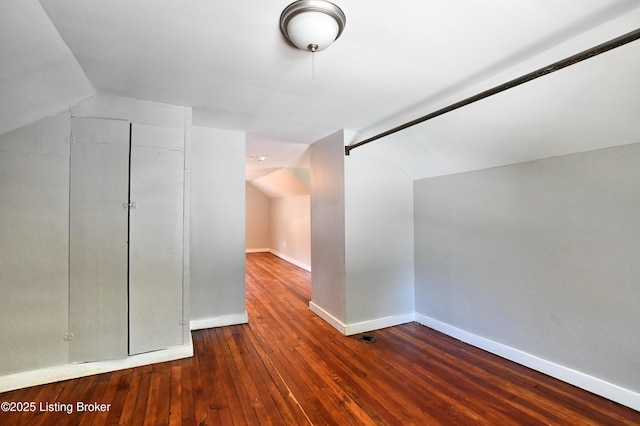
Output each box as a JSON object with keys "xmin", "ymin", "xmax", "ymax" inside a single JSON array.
[{"xmin": 280, "ymin": 0, "xmax": 346, "ymax": 52}]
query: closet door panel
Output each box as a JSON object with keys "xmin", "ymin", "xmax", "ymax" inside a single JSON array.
[
  {"xmin": 69, "ymin": 118, "xmax": 129, "ymax": 362},
  {"xmin": 129, "ymin": 124, "xmax": 184, "ymax": 355}
]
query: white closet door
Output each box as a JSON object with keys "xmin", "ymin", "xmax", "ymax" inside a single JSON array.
[
  {"xmin": 129, "ymin": 123, "xmax": 185, "ymax": 355},
  {"xmin": 69, "ymin": 117, "xmax": 130, "ymax": 362}
]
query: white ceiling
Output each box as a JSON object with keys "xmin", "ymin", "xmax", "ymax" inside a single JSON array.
[
  {"xmin": 0, "ymin": 0, "xmax": 94, "ymax": 135},
  {"xmin": 249, "ymin": 168, "xmax": 310, "ymax": 199},
  {"xmin": 2, "ymin": 0, "xmax": 640, "ymax": 181}
]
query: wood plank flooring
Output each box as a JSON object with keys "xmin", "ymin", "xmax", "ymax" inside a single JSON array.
[{"xmin": 1, "ymin": 252, "xmax": 639, "ymax": 425}]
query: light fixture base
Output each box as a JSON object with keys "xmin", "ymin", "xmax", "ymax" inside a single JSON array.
[{"xmin": 280, "ymin": 0, "xmax": 346, "ymax": 52}]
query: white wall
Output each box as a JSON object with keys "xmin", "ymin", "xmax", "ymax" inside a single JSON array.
[
  {"xmin": 310, "ymin": 131, "xmax": 347, "ymax": 325},
  {"xmin": 414, "ymin": 142, "xmax": 640, "ymax": 405},
  {"xmin": 246, "ymin": 182, "xmax": 270, "ymax": 250},
  {"xmin": 190, "ymin": 126, "xmax": 247, "ymax": 327},
  {"xmin": 344, "ymin": 137, "xmax": 415, "ymax": 329},
  {"xmin": 310, "ymin": 130, "xmax": 415, "ymax": 334},
  {"xmin": 0, "ymin": 111, "xmax": 71, "ymax": 375},
  {"xmin": 270, "ymin": 194, "xmax": 311, "ymax": 271}
]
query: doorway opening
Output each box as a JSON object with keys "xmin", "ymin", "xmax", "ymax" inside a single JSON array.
[{"xmin": 245, "ymin": 166, "xmax": 311, "ymax": 273}]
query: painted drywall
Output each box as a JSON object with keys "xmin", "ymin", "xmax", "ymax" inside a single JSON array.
[
  {"xmin": 287, "ymin": 167, "xmax": 311, "ymax": 187},
  {"xmin": 270, "ymin": 195, "xmax": 311, "ymax": 271},
  {"xmin": 414, "ymin": 142, "xmax": 640, "ymax": 394},
  {"xmin": 0, "ymin": 111, "xmax": 71, "ymax": 375},
  {"xmin": 249, "ymin": 168, "xmax": 309, "ymax": 199},
  {"xmin": 71, "ymin": 96, "xmax": 188, "ymax": 128},
  {"xmin": 190, "ymin": 126, "xmax": 246, "ymax": 322},
  {"xmin": 0, "ymin": 1, "xmax": 94, "ymax": 137},
  {"xmin": 310, "ymin": 131, "xmax": 347, "ymax": 324},
  {"xmin": 246, "ymin": 182, "xmax": 270, "ymax": 250},
  {"xmin": 344, "ymin": 137, "xmax": 415, "ymax": 325},
  {"xmin": 310, "ymin": 130, "xmax": 415, "ymax": 332}
]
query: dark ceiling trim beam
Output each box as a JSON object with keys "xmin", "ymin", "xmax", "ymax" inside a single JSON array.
[{"xmin": 345, "ymin": 27, "xmax": 640, "ymax": 156}]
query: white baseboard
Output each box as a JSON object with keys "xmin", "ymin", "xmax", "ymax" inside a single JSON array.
[
  {"xmin": 268, "ymin": 249, "xmax": 311, "ymax": 272},
  {"xmin": 309, "ymin": 301, "xmax": 415, "ymax": 336},
  {"xmin": 414, "ymin": 313, "xmax": 640, "ymax": 412},
  {"xmin": 190, "ymin": 312, "xmax": 249, "ymax": 330},
  {"xmin": 0, "ymin": 341, "xmax": 193, "ymax": 393},
  {"xmin": 309, "ymin": 301, "xmax": 346, "ymax": 334},
  {"xmin": 344, "ymin": 313, "xmax": 415, "ymax": 336},
  {"xmin": 245, "ymin": 248, "xmax": 311, "ymax": 272},
  {"xmin": 245, "ymin": 248, "xmax": 270, "ymax": 253}
]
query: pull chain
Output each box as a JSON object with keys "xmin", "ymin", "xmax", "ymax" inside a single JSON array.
[{"xmin": 308, "ymin": 43, "xmax": 318, "ymax": 81}]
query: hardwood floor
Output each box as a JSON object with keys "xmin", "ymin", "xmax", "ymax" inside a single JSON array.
[{"xmin": 2, "ymin": 252, "xmax": 639, "ymax": 425}]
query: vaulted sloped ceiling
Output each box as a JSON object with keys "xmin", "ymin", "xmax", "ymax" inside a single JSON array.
[
  {"xmin": 367, "ymin": 7, "xmax": 640, "ymax": 179},
  {"xmin": 249, "ymin": 168, "xmax": 310, "ymax": 199},
  {"xmin": 2, "ymin": 1, "xmax": 639, "ymax": 180},
  {"xmin": 0, "ymin": 0, "xmax": 94, "ymax": 136}
]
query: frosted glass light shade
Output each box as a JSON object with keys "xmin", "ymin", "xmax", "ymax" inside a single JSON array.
[
  {"xmin": 280, "ymin": 0, "xmax": 346, "ymax": 52},
  {"xmin": 286, "ymin": 12, "xmax": 339, "ymax": 51}
]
